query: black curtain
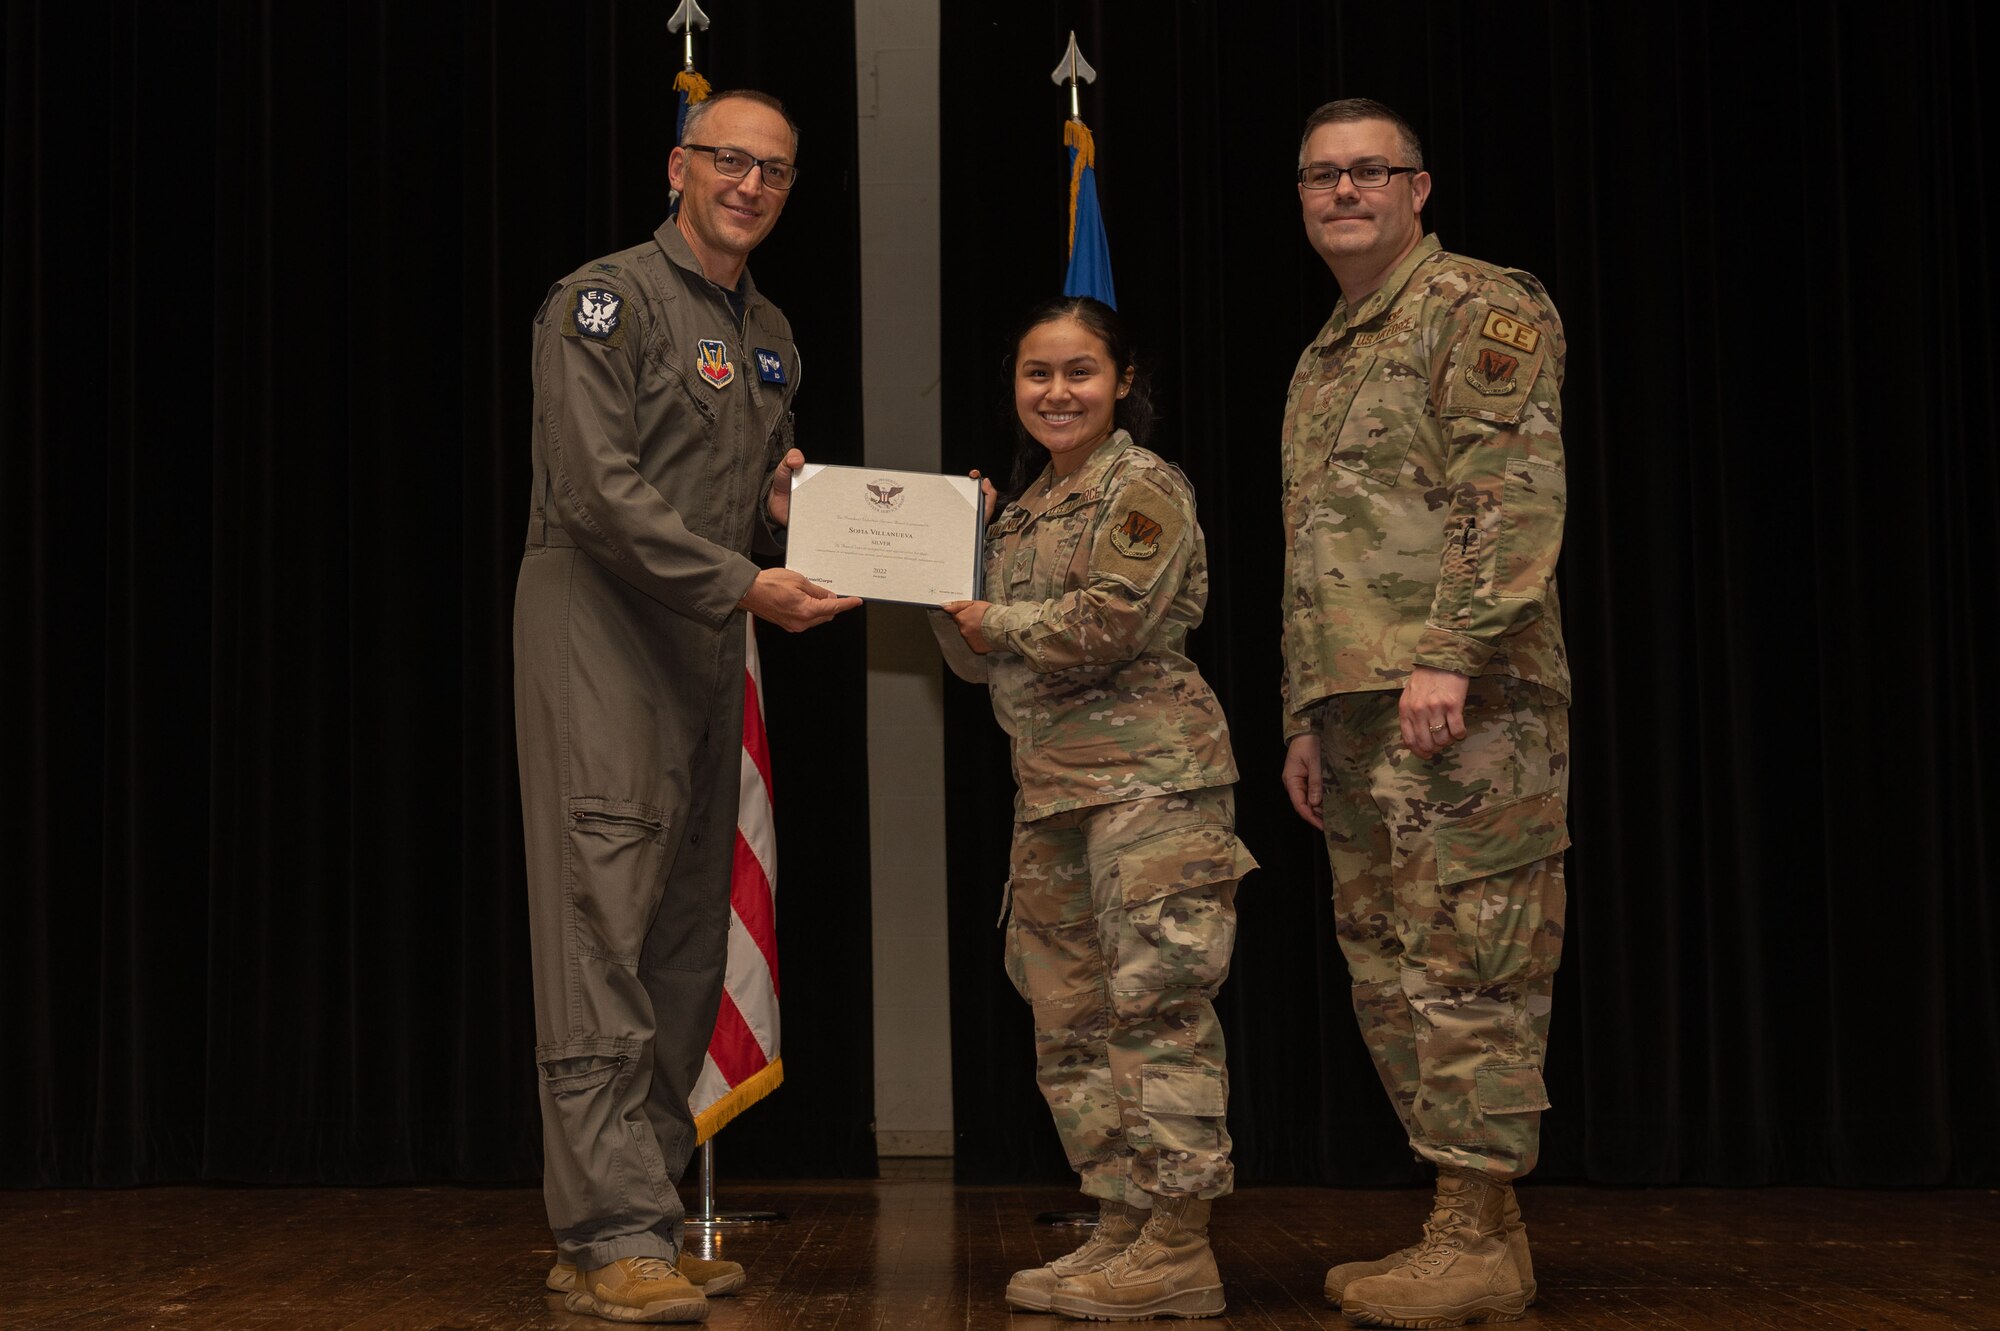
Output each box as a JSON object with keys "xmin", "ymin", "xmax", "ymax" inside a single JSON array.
[
  {"xmin": 10, "ymin": 0, "xmax": 1998, "ymax": 1194},
  {"xmin": 2, "ymin": 0, "xmax": 875, "ymax": 1185},
  {"xmin": 941, "ymin": 1, "xmax": 2000, "ymax": 1186}
]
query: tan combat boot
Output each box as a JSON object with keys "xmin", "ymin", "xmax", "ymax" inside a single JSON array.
[
  {"xmin": 563, "ymin": 1255, "xmax": 708, "ymax": 1323},
  {"xmin": 1046, "ymin": 1194, "xmax": 1225, "ymax": 1321},
  {"xmin": 1324, "ymin": 1183, "xmax": 1533, "ymax": 1308},
  {"xmin": 548, "ymin": 1252, "xmax": 745, "ymax": 1297},
  {"xmin": 1006, "ymin": 1199, "xmax": 1149, "ymax": 1312},
  {"xmin": 1341, "ymin": 1172, "xmax": 1531, "ymax": 1327}
]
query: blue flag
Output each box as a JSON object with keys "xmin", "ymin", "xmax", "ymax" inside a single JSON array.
[{"xmin": 1062, "ymin": 121, "xmax": 1116, "ymax": 308}]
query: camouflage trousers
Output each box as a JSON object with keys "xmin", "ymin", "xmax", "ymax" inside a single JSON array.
[
  {"xmin": 1005, "ymin": 786, "xmax": 1257, "ymax": 1203},
  {"xmin": 1314, "ymin": 675, "xmax": 1570, "ymax": 1182}
]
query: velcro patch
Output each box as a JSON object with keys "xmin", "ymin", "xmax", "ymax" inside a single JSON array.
[
  {"xmin": 754, "ymin": 347, "xmax": 786, "ymax": 384},
  {"xmin": 1466, "ymin": 347, "xmax": 1520, "ymax": 396},
  {"xmin": 1481, "ymin": 309, "xmax": 1540, "ymax": 353},
  {"xmin": 1093, "ymin": 493, "xmax": 1187, "ymax": 594},
  {"xmin": 563, "ymin": 286, "xmax": 626, "ymax": 346},
  {"xmin": 1109, "ymin": 508, "xmax": 1165, "ymax": 559}
]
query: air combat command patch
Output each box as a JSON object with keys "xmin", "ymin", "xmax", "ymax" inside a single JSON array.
[
  {"xmin": 1465, "ymin": 346, "xmax": 1520, "ymax": 395},
  {"xmin": 1109, "ymin": 508, "xmax": 1165, "ymax": 559},
  {"xmin": 696, "ymin": 338, "xmax": 735, "ymax": 389}
]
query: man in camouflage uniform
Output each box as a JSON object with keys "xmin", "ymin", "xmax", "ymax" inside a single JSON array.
[
  {"xmin": 515, "ymin": 90, "xmax": 858, "ymax": 1324},
  {"xmin": 1276, "ymin": 98, "xmax": 1572, "ymax": 1329},
  {"xmin": 936, "ymin": 417, "xmax": 1255, "ymax": 1321}
]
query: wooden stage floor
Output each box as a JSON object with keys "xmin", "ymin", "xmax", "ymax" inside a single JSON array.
[{"xmin": 3, "ymin": 1172, "xmax": 1994, "ymax": 1329}]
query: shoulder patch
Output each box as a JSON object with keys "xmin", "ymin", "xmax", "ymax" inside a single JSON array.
[
  {"xmin": 1110, "ymin": 508, "xmax": 1165, "ymax": 559},
  {"xmin": 1480, "ymin": 308, "xmax": 1540, "ymax": 354},
  {"xmin": 562, "ymin": 286, "xmax": 627, "ymax": 347}
]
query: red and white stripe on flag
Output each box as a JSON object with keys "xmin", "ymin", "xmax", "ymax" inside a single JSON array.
[{"xmin": 690, "ymin": 618, "xmax": 783, "ymax": 1143}]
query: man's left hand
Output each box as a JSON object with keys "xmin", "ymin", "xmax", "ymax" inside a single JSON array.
[
  {"xmin": 766, "ymin": 448, "xmax": 807, "ymax": 527},
  {"xmin": 1400, "ymin": 665, "xmax": 1470, "ymax": 758},
  {"xmin": 938, "ymin": 600, "xmax": 992, "ymax": 654}
]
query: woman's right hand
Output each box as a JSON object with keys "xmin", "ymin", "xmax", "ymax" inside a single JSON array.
[{"xmin": 969, "ymin": 469, "xmax": 999, "ymax": 523}]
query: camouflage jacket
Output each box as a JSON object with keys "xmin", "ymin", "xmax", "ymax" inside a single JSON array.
[
  {"xmin": 933, "ymin": 432, "xmax": 1238, "ymax": 821},
  {"xmin": 1281, "ymin": 233, "xmax": 1571, "ymax": 738}
]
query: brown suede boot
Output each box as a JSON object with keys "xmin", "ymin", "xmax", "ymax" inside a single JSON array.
[
  {"xmin": 563, "ymin": 1255, "xmax": 708, "ymax": 1323},
  {"xmin": 1341, "ymin": 1173, "xmax": 1531, "ymax": 1328},
  {"xmin": 1005, "ymin": 1200, "xmax": 1149, "ymax": 1312},
  {"xmin": 1046, "ymin": 1194, "xmax": 1225, "ymax": 1321},
  {"xmin": 548, "ymin": 1253, "xmax": 744, "ymax": 1297},
  {"xmin": 1325, "ymin": 1184, "xmax": 1533, "ymax": 1308}
]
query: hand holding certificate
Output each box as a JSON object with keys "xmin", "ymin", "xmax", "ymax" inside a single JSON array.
[{"xmin": 784, "ymin": 464, "xmax": 985, "ymax": 606}]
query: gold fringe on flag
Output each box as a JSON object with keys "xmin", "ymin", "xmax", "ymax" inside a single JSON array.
[
  {"xmin": 1063, "ymin": 119, "xmax": 1095, "ymax": 260},
  {"xmin": 692, "ymin": 1057, "xmax": 784, "ymax": 1146},
  {"xmin": 675, "ymin": 68, "xmax": 712, "ymax": 105}
]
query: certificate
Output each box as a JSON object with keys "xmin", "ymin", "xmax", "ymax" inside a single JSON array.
[{"xmin": 784, "ymin": 464, "xmax": 984, "ymax": 606}]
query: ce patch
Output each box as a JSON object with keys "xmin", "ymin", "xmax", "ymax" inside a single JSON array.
[
  {"xmin": 754, "ymin": 347, "xmax": 787, "ymax": 384},
  {"xmin": 562, "ymin": 286, "xmax": 626, "ymax": 347}
]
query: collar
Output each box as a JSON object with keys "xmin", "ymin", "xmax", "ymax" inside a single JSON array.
[
  {"xmin": 653, "ymin": 217, "xmax": 762, "ymax": 313},
  {"xmin": 1317, "ymin": 232, "xmax": 1442, "ymax": 349},
  {"xmin": 1019, "ymin": 429, "xmax": 1135, "ymax": 518}
]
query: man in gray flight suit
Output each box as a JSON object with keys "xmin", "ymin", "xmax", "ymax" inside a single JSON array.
[{"xmin": 514, "ymin": 89, "xmax": 860, "ymax": 1325}]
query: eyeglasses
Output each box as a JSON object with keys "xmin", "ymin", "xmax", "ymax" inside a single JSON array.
[
  {"xmin": 683, "ymin": 143, "xmax": 797, "ymax": 190},
  {"xmin": 1297, "ymin": 163, "xmax": 1419, "ymax": 190}
]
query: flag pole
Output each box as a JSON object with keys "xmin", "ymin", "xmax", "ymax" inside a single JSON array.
[{"xmin": 683, "ymin": 1138, "xmax": 783, "ymax": 1240}]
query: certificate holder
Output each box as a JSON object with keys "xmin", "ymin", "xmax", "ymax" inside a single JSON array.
[{"xmin": 783, "ymin": 464, "xmax": 985, "ymax": 607}]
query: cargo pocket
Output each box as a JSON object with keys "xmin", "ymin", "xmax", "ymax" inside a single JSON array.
[
  {"xmin": 1141, "ymin": 1065, "xmax": 1228, "ymax": 1192},
  {"xmin": 1433, "ymin": 786, "xmax": 1569, "ymax": 986},
  {"xmin": 1112, "ymin": 824, "xmax": 1254, "ymax": 998},
  {"xmin": 1475, "ymin": 1063, "xmax": 1552, "ymax": 1116},
  {"xmin": 566, "ymin": 796, "xmax": 672, "ymax": 965}
]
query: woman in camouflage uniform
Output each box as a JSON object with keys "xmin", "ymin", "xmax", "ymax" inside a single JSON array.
[{"xmin": 934, "ymin": 297, "xmax": 1255, "ymax": 1322}]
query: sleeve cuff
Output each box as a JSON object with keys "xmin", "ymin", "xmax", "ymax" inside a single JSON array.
[{"xmin": 1414, "ymin": 626, "xmax": 1497, "ymax": 676}]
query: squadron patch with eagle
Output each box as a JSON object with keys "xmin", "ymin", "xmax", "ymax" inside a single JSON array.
[{"xmin": 562, "ymin": 286, "xmax": 626, "ymax": 347}]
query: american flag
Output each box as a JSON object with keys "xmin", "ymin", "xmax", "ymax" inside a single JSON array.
[{"xmin": 689, "ymin": 619, "xmax": 783, "ymax": 1140}]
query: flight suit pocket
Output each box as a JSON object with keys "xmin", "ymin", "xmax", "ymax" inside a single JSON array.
[
  {"xmin": 565, "ymin": 797, "xmax": 672, "ymax": 966},
  {"xmin": 1330, "ymin": 355, "xmax": 1420, "ymax": 486}
]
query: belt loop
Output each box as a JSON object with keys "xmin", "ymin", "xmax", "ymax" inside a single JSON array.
[{"xmin": 529, "ymin": 510, "xmax": 546, "ymax": 545}]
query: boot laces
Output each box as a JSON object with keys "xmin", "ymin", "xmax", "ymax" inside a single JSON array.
[
  {"xmin": 627, "ymin": 1256, "xmax": 679, "ymax": 1282},
  {"xmin": 1406, "ymin": 1193, "xmax": 1477, "ymax": 1274}
]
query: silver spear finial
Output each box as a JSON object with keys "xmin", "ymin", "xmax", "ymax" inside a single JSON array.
[
  {"xmin": 668, "ymin": 0, "xmax": 711, "ymax": 73},
  {"xmin": 1049, "ymin": 30, "xmax": 1097, "ymax": 122}
]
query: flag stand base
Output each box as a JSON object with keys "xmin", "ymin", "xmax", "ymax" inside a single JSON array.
[{"xmin": 683, "ymin": 1139, "xmax": 784, "ymax": 1231}]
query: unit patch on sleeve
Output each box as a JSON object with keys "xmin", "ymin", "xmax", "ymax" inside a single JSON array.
[
  {"xmin": 1465, "ymin": 347, "xmax": 1520, "ymax": 396},
  {"xmin": 754, "ymin": 347, "xmax": 787, "ymax": 384},
  {"xmin": 1480, "ymin": 309, "xmax": 1540, "ymax": 353},
  {"xmin": 1109, "ymin": 508, "xmax": 1165, "ymax": 559},
  {"xmin": 562, "ymin": 287, "xmax": 626, "ymax": 347},
  {"xmin": 695, "ymin": 338, "xmax": 736, "ymax": 389}
]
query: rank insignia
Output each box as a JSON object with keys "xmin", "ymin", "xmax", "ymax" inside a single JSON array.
[
  {"xmin": 1466, "ymin": 347, "xmax": 1520, "ymax": 396},
  {"xmin": 1480, "ymin": 309, "xmax": 1540, "ymax": 353},
  {"xmin": 569, "ymin": 287, "xmax": 623, "ymax": 342},
  {"xmin": 754, "ymin": 347, "xmax": 787, "ymax": 384},
  {"xmin": 591, "ymin": 262, "xmax": 621, "ymax": 276},
  {"xmin": 696, "ymin": 338, "xmax": 735, "ymax": 388},
  {"xmin": 1109, "ymin": 509, "xmax": 1164, "ymax": 559}
]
